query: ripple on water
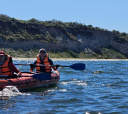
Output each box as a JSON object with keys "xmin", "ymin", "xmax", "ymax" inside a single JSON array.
[{"xmin": 0, "ymin": 60, "xmax": 127, "ymax": 114}]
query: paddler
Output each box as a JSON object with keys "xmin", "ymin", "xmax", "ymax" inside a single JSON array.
[
  {"xmin": 0, "ymin": 51, "xmax": 21, "ymax": 78},
  {"xmin": 30, "ymin": 48, "xmax": 58, "ymax": 73}
]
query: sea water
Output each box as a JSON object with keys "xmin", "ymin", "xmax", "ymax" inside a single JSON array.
[{"xmin": 0, "ymin": 60, "xmax": 128, "ymax": 114}]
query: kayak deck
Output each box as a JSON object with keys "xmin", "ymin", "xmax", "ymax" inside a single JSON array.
[{"xmin": 0, "ymin": 71, "xmax": 60, "ymax": 91}]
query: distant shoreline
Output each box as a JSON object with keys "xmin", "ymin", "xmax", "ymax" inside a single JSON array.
[{"xmin": 13, "ymin": 58, "xmax": 128, "ymax": 61}]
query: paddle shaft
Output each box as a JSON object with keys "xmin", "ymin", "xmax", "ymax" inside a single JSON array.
[
  {"xmin": 0, "ymin": 75, "xmax": 33, "ymax": 78},
  {"xmin": 0, "ymin": 73, "xmax": 51, "ymax": 80},
  {"xmin": 15, "ymin": 63, "xmax": 86, "ymax": 70},
  {"xmin": 0, "ymin": 69, "xmax": 53, "ymax": 80}
]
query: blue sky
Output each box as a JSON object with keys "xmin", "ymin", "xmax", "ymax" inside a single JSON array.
[{"xmin": 0, "ymin": 0, "xmax": 128, "ymax": 33}]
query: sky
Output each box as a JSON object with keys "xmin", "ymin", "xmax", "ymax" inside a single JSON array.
[{"xmin": 0, "ymin": 0, "xmax": 128, "ymax": 33}]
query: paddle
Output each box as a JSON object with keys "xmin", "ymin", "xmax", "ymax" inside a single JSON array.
[
  {"xmin": 0, "ymin": 73, "xmax": 51, "ymax": 81},
  {"xmin": 15, "ymin": 63, "xmax": 86, "ymax": 70},
  {"xmin": 58, "ymin": 63, "xmax": 86, "ymax": 70}
]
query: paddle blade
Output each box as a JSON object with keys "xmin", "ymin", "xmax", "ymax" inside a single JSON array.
[
  {"xmin": 70, "ymin": 63, "xmax": 86, "ymax": 70},
  {"xmin": 32, "ymin": 73, "xmax": 51, "ymax": 80}
]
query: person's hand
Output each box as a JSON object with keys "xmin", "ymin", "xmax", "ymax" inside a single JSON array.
[
  {"xmin": 56, "ymin": 65, "xmax": 60, "ymax": 69},
  {"xmin": 30, "ymin": 64, "xmax": 36, "ymax": 69},
  {"xmin": 51, "ymin": 65, "xmax": 59, "ymax": 71},
  {"xmin": 30, "ymin": 64, "xmax": 34, "ymax": 68},
  {"xmin": 17, "ymin": 72, "xmax": 21, "ymax": 76}
]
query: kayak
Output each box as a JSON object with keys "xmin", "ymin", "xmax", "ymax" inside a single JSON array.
[{"xmin": 0, "ymin": 70, "xmax": 60, "ymax": 91}]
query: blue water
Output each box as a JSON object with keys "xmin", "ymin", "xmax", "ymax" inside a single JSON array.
[{"xmin": 0, "ymin": 60, "xmax": 128, "ymax": 114}]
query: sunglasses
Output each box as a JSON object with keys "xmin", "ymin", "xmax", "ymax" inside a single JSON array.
[{"xmin": 40, "ymin": 51, "xmax": 46, "ymax": 53}]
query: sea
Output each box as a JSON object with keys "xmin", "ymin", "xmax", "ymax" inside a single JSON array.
[{"xmin": 0, "ymin": 59, "xmax": 128, "ymax": 114}]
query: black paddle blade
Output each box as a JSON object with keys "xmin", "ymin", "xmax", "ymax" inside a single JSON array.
[
  {"xmin": 32, "ymin": 73, "xmax": 51, "ymax": 80},
  {"xmin": 70, "ymin": 63, "xmax": 86, "ymax": 70}
]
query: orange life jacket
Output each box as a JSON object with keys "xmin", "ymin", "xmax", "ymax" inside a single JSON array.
[
  {"xmin": 36, "ymin": 54, "xmax": 51, "ymax": 73},
  {"xmin": 0, "ymin": 55, "xmax": 13, "ymax": 76}
]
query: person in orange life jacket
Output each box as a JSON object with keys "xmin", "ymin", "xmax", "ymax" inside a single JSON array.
[
  {"xmin": 30, "ymin": 48, "xmax": 58, "ymax": 73},
  {"xmin": 0, "ymin": 51, "xmax": 21, "ymax": 78}
]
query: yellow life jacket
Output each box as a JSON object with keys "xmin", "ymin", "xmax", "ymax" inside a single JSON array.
[
  {"xmin": 0, "ymin": 55, "xmax": 13, "ymax": 76},
  {"xmin": 36, "ymin": 54, "xmax": 51, "ymax": 73}
]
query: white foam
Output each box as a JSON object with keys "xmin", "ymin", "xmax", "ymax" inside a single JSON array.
[
  {"xmin": 0, "ymin": 86, "xmax": 30, "ymax": 99},
  {"xmin": 59, "ymin": 89, "xmax": 67, "ymax": 91},
  {"xmin": 60, "ymin": 82, "xmax": 69, "ymax": 85}
]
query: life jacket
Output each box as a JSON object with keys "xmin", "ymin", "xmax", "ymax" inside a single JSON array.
[
  {"xmin": 36, "ymin": 54, "xmax": 51, "ymax": 73},
  {"xmin": 0, "ymin": 55, "xmax": 13, "ymax": 76}
]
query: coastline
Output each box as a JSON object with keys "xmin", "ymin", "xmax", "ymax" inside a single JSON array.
[{"xmin": 13, "ymin": 58, "xmax": 128, "ymax": 61}]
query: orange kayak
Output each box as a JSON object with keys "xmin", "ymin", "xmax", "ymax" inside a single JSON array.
[{"xmin": 0, "ymin": 71, "xmax": 60, "ymax": 91}]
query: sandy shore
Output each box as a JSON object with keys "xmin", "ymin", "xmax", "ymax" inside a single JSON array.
[{"xmin": 13, "ymin": 58, "xmax": 128, "ymax": 61}]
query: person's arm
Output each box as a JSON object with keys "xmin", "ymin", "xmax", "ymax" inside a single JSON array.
[
  {"xmin": 8, "ymin": 63, "xmax": 21, "ymax": 73},
  {"xmin": 49, "ymin": 59, "xmax": 58, "ymax": 71},
  {"xmin": 30, "ymin": 61, "xmax": 36, "ymax": 72},
  {"xmin": 8, "ymin": 57, "xmax": 21, "ymax": 76}
]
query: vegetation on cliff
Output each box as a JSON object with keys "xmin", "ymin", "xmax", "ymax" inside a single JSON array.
[
  {"xmin": 1, "ymin": 14, "xmax": 128, "ymax": 42},
  {"xmin": 0, "ymin": 14, "xmax": 128, "ymax": 59},
  {"xmin": 0, "ymin": 48, "xmax": 126, "ymax": 59}
]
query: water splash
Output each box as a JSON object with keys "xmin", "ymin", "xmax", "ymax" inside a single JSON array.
[{"xmin": 0, "ymin": 86, "xmax": 30, "ymax": 100}]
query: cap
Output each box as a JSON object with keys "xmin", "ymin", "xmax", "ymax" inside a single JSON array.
[
  {"xmin": 39, "ymin": 48, "xmax": 46, "ymax": 53},
  {"xmin": 0, "ymin": 51, "xmax": 5, "ymax": 55}
]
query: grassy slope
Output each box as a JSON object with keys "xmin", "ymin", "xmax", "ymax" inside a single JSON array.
[{"xmin": 0, "ymin": 15, "xmax": 128, "ymax": 59}]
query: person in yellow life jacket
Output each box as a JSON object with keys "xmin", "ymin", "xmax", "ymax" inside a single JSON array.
[
  {"xmin": 0, "ymin": 51, "xmax": 21, "ymax": 78},
  {"xmin": 30, "ymin": 48, "xmax": 58, "ymax": 73}
]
